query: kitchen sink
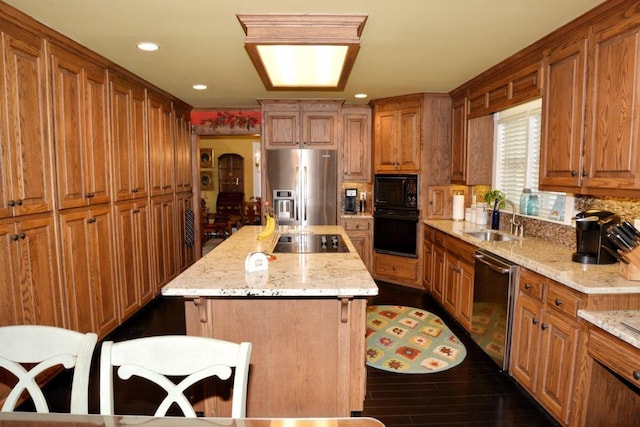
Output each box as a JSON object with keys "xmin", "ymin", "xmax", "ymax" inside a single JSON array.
[{"xmin": 463, "ymin": 230, "xmax": 517, "ymax": 242}]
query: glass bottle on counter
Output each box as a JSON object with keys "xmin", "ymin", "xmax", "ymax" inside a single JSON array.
[
  {"xmin": 528, "ymin": 193, "xmax": 539, "ymax": 216},
  {"xmin": 519, "ymin": 189, "xmax": 531, "ymax": 215}
]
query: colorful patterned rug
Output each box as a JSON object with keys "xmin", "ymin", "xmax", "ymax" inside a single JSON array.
[{"xmin": 366, "ymin": 305, "xmax": 467, "ymax": 374}]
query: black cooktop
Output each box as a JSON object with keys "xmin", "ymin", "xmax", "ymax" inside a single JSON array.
[{"xmin": 273, "ymin": 233, "xmax": 349, "ymax": 253}]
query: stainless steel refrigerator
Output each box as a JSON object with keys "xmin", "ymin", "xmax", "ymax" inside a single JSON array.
[{"xmin": 266, "ymin": 149, "xmax": 337, "ymax": 226}]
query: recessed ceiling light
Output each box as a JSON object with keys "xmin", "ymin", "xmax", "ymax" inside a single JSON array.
[
  {"xmin": 354, "ymin": 93, "xmax": 367, "ymax": 99},
  {"xmin": 137, "ymin": 42, "xmax": 159, "ymax": 52},
  {"xmin": 193, "ymin": 84, "xmax": 208, "ymax": 90}
]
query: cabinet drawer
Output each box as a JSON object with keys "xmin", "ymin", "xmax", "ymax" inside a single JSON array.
[
  {"xmin": 546, "ymin": 283, "xmax": 581, "ymax": 319},
  {"xmin": 342, "ymin": 218, "xmax": 371, "ymax": 232},
  {"xmin": 374, "ymin": 252, "xmax": 419, "ymax": 282},
  {"xmin": 589, "ymin": 327, "xmax": 640, "ymax": 389},
  {"xmin": 518, "ymin": 268, "xmax": 545, "ymax": 301},
  {"xmin": 433, "ymin": 230, "xmax": 447, "ymax": 248},
  {"xmin": 445, "ymin": 236, "xmax": 476, "ymax": 264}
]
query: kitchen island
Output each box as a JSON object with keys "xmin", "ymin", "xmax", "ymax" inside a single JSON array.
[{"xmin": 163, "ymin": 225, "xmax": 378, "ymax": 418}]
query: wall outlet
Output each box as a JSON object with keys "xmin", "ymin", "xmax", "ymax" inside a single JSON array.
[{"xmin": 360, "ymin": 191, "xmax": 367, "ymax": 200}]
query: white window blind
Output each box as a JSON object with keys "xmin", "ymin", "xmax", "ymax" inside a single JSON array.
[{"xmin": 494, "ymin": 99, "xmax": 565, "ymax": 219}]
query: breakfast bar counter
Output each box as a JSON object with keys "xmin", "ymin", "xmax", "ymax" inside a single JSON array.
[{"xmin": 163, "ymin": 226, "xmax": 378, "ymax": 418}]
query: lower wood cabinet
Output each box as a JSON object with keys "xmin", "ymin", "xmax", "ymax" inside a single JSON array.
[
  {"xmin": 341, "ymin": 217, "xmax": 372, "ymax": 273},
  {"xmin": 510, "ymin": 267, "xmax": 581, "ymax": 425},
  {"xmin": 59, "ymin": 205, "xmax": 119, "ymax": 336},
  {"xmin": 373, "ymin": 252, "xmax": 420, "ymax": 287},
  {"xmin": 151, "ymin": 195, "xmax": 178, "ymax": 291}
]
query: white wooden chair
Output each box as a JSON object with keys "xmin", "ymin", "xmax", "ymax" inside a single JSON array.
[
  {"xmin": 0, "ymin": 325, "xmax": 98, "ymax": 414},
  {"xmin": 99, "ymin": 336, "xmax": 251, "ymax": 418}
]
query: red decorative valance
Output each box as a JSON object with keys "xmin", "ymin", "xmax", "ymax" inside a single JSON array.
[{"xmin": 191, "ymin": 109, "xmax": 261, "ymax": 135}]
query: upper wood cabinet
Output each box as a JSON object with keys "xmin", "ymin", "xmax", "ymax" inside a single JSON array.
[
  {"xmin": 341, "ymin": 105, "xmax": 371, "ymax": 182},
  {"xmin": 148, "ymin": 92, "xmax": 175, "ymax": 196},
  {"xmin": 110, "ymin": 73, "xmax": 149, "ymax": 201},
  {"xmin": 173, "ymin": 102, "xmax": 192, "ymax": 194},
  {"xmin": 49, "ymin": 43, "xmax": 111, "ymax": 209},
  {"xmin": 0, "ymin": 23, "xmax": 52, "ymax": 219},
  {"xmin": 450, "ymin": 96, "xmax": 467, "ymax": 183},
  {"xmin": 262, "ymin": 100, "xmax": 341, "ymax": 149},
  {"xmin": 371, "ymin": 95, "xmax": 421, "ymax": 173}
]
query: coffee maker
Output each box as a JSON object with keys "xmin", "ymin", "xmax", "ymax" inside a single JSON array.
[
  {"xmin": 572, "ymin": 209, "xmax": 620, "ymax": 264},
  {"xmin": 344, "ymin": 188, "xmax": 357, "ymax": 214}
]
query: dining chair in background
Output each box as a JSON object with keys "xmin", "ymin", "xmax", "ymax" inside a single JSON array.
[
  {"xmin": 99, "ymin": 335, "xmax": 251, "ymax": 418},
  {"xmin": 0, "ymin": 325, "xmax": 98, "ymax": 414}
]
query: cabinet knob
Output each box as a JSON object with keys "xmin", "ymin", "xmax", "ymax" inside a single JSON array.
[
  {"xmin": 582, "ymin": 170, "xmax": 587, "ymax": 177},
  {"xmin": 18, "ymin": 233, "xmax": 25, "ymax": 239},
  {"xmin": 524, "ymin": 283, "xmax": 532, "ymax": 290},
  {"xmin": 633, "ymin": 371, "xmax": 640, "ymax": 381},
  {"xmin": 541, "ymin": 323, "xmax": 548, "ymax": 330},
  {"xmin": 132, "ymin": 188, "xmax": 139, "ymax": 193},
  {"xmin": 571, "ymin": 170, "xmax": 578, "ymax": 177},
  {"xmin": 16, "ymin": 199, "xmax": 23, "ymax": 206},
  {"xmin": 133, "ymin": 209, "xmax": 140, "ymax": 214},
  {"xmin": 555, "ymin": 298, "xmax": 563, "ymax": 306},
  {"xmin": 392, "ymin": 266, "xmax": 397, "ymax": 271},
  {"xmin": 7, "ymin": 200, "xmax": 15, "ymax": 207},
  {"xmin": 532, "ymin": 318, "xmax": 539, "ymax": 325},
  {"xmin": 10, "ymin": 234, "xmax": 19, "ymax": 241}
]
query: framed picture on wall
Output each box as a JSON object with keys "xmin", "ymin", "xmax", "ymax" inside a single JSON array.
[
  {"xmin": 200, "ymin": 171, "xmax": 214, "ymax": 190},
  {"xmin": 200, "ymin": 148, "xmax": 213, "ymax": 169}
]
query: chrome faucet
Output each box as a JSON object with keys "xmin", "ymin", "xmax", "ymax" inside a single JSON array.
[{"xmin": 502, "ymin": 199, "xmax": 522, "ymax": 237}]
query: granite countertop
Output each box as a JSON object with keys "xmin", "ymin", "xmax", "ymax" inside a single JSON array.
[
  {"xmin": 424, "ymin": 219, "xmax": 640, "ymax": 295},
  {"xmin": 579, "ymin": 310, "xmax": 640, "ymax": 350},
  {"xmin": 162, "ymin": 225, "xmax": 378, "ymax": 298}
]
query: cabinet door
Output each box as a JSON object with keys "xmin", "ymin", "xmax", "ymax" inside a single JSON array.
[
  {"xmin": 442, "ymin": 251, "xmax": 458, "ymax": 315},
  {"xmin": 301, "ymin": 103, "xmax": 339, "ymax": 148},
  {"xmin": 373, "ymin": 110, "xmax": 397, "ymax": 172},
  {"xmin": 422, "ymin": 238, "xmax": 434, "ymax": 292},
  {"xmin": 510, "ymin": 295, "xmax": 543, "ymax": 393},
  {"xmin": 450, "ymin": 96, "xmax": 467, "ymax": 183},
  {"xmin": 432, "ymin": 245, "xmax": 446, "ymax": 301},
  {"xmin": 427, "ymin": 186, "xmax": 448, "ymax": 219},
  {"xmin": 397, "ymin": 106, "xmax": 421, "ymax": 172},
  {"xmin": 263, "ymin": 104, "xmax": 300, "ymax": 148},
  {"xmin": 152, "ymin": 195, "xmax": 178, "ymax": 289},
  {"xmin": 537, "ymin": 309, "xmax": 580, "ymax": 424},
  {"xmin": 341, "ymin": 218, "xmax": 372, "ymax": 272},
  {"xmin": 174, "ymin": 106, "xmax": 192, "ymax": 193},
  {"xmin": 539, "ymin": 36, "xmax": 587, "ymax": 191},
  {"xmin": 60, "ymin": 206, "xmax": 119, "ymax": 336},
  {"xmin": 457, "ymin": 259, "xmax": 474, "ymax": 331},
  {"xmin": 110, "ymin": 74, "xmax": 149, "ymax": 201},
  {"xmin": 50, "ymin": 44, "xmax": 110, "ymax": 209},
  {"xmin": 583, "ymin": 22, "xmax": 640, "ymax": 192},
  {"xmin": 0, "ymin": 25, "xmax": 52, "ymax": 218},
  {"xmin": 149, "ymin": 93, "xmax": 174, "ymax": 196},
  {"xmin": 341, "ymin": 107, "xmax": 371, "ymax": 182},
  {"xmin": 0, "ymin": 217, "xmax": 63, "ymax": 327}
]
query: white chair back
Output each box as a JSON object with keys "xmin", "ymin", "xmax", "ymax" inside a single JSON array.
[
  {"xmin": 99, "ymin": 335, "xmax": 251, "ymax": 418},
  {"xmin": 0, "ymin": 325, "xmax": 98, "ymax": 414}
]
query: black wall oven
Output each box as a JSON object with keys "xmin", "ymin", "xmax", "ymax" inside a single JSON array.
[{"xmin": 373, "ymin": 174, "xmax": 419, "ymax": 258}]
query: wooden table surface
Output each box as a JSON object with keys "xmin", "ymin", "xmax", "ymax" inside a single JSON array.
[{"xmin": 0, "ymin": 412, "xmax": 385, "ymax": 427}]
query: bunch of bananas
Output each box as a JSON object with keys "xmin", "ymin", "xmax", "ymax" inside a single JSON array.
[{"xmin": 257, "ymin": 215, "xmax": 277, "ymax": 240}]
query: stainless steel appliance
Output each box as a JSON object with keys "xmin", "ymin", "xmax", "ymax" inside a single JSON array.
[
  {"xmin": 472, "ymin": 250, "xmax": 518, "ymax": 370},
  {"xmin": 266, "ymin": 149, "xmax": 338, "ymax": 226},
  {"xmin": 273, "ymin": 233, "xmax": 349, "ymax": 253},
  {"xmin": 373, "ymin": 174, "xmax": 419, "ymax": 257},
  {"xmin": 572, "ymin": 209, "xmax": 619, "ymax": 264}
]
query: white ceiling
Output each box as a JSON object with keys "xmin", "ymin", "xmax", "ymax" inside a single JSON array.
[{"xmin": 4, "ymin": 0, "xmax": 603, "ymax": 108}]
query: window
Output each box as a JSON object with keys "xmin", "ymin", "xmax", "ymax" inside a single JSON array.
[{"xmin": 493, "ymin": 99, "xmax": 572, "ymax": 223}]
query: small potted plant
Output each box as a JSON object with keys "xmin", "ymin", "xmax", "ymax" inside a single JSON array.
[{"xmin": 484, "ymin": 189, "xmax": 506, "ymax": 230}]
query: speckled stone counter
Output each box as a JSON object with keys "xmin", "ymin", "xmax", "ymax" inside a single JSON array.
[
  {"xmin": 579, "ymin": 310, "xmax": 640, "ymax": 350},
  {"xmin": 424, "ymin": 219, "xmax": 640, "ymax": 295},
  {"xmin": 162, "ymin": 225, "xmax": 378, "ymax": 297}
]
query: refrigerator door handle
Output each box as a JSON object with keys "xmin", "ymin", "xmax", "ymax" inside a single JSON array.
[
  {"xmin": 303, "ymin": 166, "xmax": 308, "ymax": 222},
  {"xmin": 295, "ymin": 166, "xmax": 300, "ymax": 221}
]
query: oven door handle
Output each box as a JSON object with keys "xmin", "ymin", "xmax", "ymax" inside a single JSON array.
[
  {"xmin": 474, "ymin": 253, "xmax": 511, "ymax": 274},
  {"xmin": 373, "ymin": 212, "xmax": 419, "ymax": 221}
]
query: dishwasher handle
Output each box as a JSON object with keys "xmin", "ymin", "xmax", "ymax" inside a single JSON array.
[{"xmin": 474, "ymin": 252, "xmax": 512, "ymax": 274}]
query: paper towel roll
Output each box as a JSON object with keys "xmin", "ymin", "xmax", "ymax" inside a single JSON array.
[{"xmin": 452, "ymin": 194, "xmax": 465, "ymax": 221}]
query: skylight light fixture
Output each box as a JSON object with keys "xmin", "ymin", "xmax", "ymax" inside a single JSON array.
[{"xmin": 237, "ymin": 14, "xmax": 367, "ymax": 91}]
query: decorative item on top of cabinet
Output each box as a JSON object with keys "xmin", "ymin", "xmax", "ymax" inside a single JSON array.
[
  {"xmin": 0, "ymin": 23, "xmax": 53, "ymax": 219},
  {"xmin": 110, "ymin": 73, "xmax": 149, "ymax": 201},
  {"xmin": 341, "ymin": 217, "xmax": 372, "ymax": 272},
  {"xmin": 341, "ymin": 105, "xmax": 371, "ymax": 182},
  {"xmin": 49, "ymin": 43, "xmax": 111, "ymax": 209},
  {"xmin": 510, "ymin": 267, "xmax": 581, "ymax": 425},
  {"xmin": 371, "ymin": 95, "xmax": 421, "ymax": 173},
  {"xmin": 261, "ymin": 100, "xmax": 342, "ymax": 149},
  {"xmin": 450, "ymin": 94, "xmax": 493, "ymax": 185}
]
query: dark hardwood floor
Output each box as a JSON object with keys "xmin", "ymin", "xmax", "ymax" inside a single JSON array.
[{"xmin": 23, "ymin": 281, "xmax": 558, "ymax": 426}]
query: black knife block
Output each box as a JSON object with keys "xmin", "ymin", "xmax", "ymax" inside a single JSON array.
[{"xmin": 572, "ymin": 210, "xmax": 620, "ymax": 264}]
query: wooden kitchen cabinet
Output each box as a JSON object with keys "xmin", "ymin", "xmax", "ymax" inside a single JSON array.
[
  {"xmin": 262, "ymin": 100, "xmax": 341, "ymax": 149},
  {"xmin": 59, "ymin": 205, "xmax": 119, "ymax": 337},
  {"xmin": 173, "ymin": 102, "xmax": 193, "ymax": 194},
  {"xmin": 114, "ymin": 200, "xmax": 154, "ymax": 321},
  {"xmin": 0, "ymin": 23, "xmax": 52, "ymax": 219},
  {"xmin": 151, "ymin": 195, "xmax": 178, "ymax": 290},
  {"xmin": 449, "ymin": 93, "xmax": 493, "ymax": 185},
  {"xmin": 373, "ymin": 252, "xmax": 420, "ymax": 287},
  {"xmin": 341, "ymin": 217, "xmax": 372, "ymax": 273},
  {"xmin": 341, "ymin": 105, "xmax": 371, "ymax": 182},
  {"xmin": 371, "ymin": 95, "xmax": 421, "ymax": 173},
  {"xmin": 148, "ymin": 92, "xmax": 175, "ymax": 196},
  {"xmin": 510, "ymin": 267, "xmax": 581, "ymax": 425},
  {"xmin": 0, "ymin": 215, "xmax": 64, "ymax": 327},
  {"xmin": 110, "ymin": 73, "xmax": 149, "ymax": 201},
  {"xmin": 422, "ymin": 226, "xmax": 435, "ymax": 292},
  {"xmin": 49, "ymin": 43, "xmax": 111, "ymax": 209}
]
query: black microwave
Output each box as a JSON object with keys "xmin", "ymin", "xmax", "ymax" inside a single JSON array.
[{"xmin": 374, "ymin": 174, "xmax": 418, "ymax": 210}]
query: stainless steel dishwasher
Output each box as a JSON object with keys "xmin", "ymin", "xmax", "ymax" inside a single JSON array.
[{"xmin": 472, "ymin": 249, "xmax": 519, "ymax": 371}]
